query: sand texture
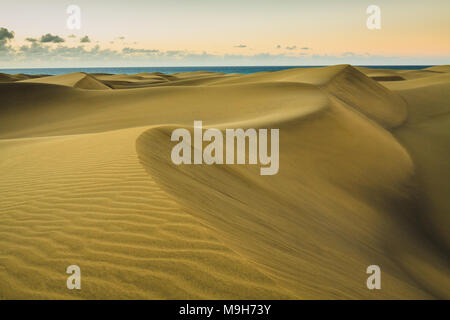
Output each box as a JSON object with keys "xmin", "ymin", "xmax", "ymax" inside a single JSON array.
[{"xmin": 0, "ymin": 65, "xmax": 449, "ymax": 299}]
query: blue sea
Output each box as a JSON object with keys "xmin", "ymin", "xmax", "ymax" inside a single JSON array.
[{"xmin": 0, "ymin": 65, "xmax": 433, "ymax": 76}]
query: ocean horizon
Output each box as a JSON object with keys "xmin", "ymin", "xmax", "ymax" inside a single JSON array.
[{"xmin": 0, "ymin": 65, "xmax": 434, "ymax": 76}]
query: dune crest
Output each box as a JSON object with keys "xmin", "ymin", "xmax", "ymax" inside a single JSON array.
[
  {"xmin": 322, "ymin": 65, "xmax": 407, "ymax": 128},
  {"xmin": 20, "ymin": 72, "xmax": 111, "ymax": 90}
]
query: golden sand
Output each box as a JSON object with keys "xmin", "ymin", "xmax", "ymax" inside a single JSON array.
[{"xmin": 0, "ymin": 65, "xmax": 449, "ymax": 299}]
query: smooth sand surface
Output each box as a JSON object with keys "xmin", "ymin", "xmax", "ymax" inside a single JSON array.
[{"xmin": 0, "ymin": 65, "xmax": 449, "ymax": 299}]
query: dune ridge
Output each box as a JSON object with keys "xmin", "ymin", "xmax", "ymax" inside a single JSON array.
[
  {"xmin": 19, "ymin": 72, "xmax": 111, "ymax": 90},
  {"xmin": 1, "ymin": 65, "xmax": 449, "ymax": 299}
]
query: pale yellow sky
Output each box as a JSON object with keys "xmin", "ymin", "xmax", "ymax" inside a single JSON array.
[{"xmin": 1, "ymin": 0, "xmax": 449, "ymax": 67}]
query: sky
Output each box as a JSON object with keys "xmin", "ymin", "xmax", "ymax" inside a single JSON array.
[{"xmin": 0, "ymin": 0, "xmax": 449, "ymax": 67}]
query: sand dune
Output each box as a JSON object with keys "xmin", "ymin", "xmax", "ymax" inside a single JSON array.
[
  {"xmin": 0, "ymin": 65, "xmax": 449, "ymax": 299},
  {"xmin": 20, "ymin": 72, "xmax": 111, "ymax": 90},
  {"xmin": 92, "ymin": 71, "xmax": 233, "ymax": 89},
  {"xmin": 0, "ymin": 73, "xmax": 47, "ymax": 83}
]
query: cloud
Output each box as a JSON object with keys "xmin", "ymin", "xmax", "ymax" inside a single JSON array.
[
  {"xmin": 15, "ymin": 42, "xmax": 119, "ymax": 62},
  {"xmin": 301, "ymin": 47, "xmax": 310, "ymax": 50},
  {"xmin": 40, "ymin": 33, "xmax": 65, "ymax": 43},
  {"xmin": 0, "ymin": 27, "xmax": 14, "ymax": 41},
  {"xmin": 25, "ymin": 38, "xmax": 38, "ymax": 43},
  {"xmin": 18, "ymin": 41, "xmax": 51, "ymax": 57},
  {"xmin": 80, "ymin": 36, "xmax": 91, "ymax": 43},
  {"xmin": 0, "ymin": 27, "xmax": 14, "ymax": 54},
  {"xmin": 342, "ymin": 51, "xmax": 356, "ymax": 57},
  {"xmin": 68, "ymin": 34, "xmax": 76, "ymax": 38},
  {"xmin": 234, "ymin": 44, "xmax": 247, "ymax": 48},
  {"xmin": 165, "ymin": 50, "xmax": 185, "ymax": 57},
  {"xmin": 122, "ymin": 47, "xmax": 159, "ymax": 54},
  {"xmin": 285, "ymin": 45, "xmax": 297, "ymax": 50},
  {"xmin": 0, "ymin": 39, "xmax": 381, "ymax": 65}
]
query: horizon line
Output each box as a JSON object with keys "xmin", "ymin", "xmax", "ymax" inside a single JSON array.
[{"xmin": 0, "ymin": 64, "xmax": 439, "ymax": 70}]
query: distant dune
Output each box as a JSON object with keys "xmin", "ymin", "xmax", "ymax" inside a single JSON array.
[
  {"xmin": 0, "ymin": 65, "xmax": 449, "ymax": 299},
  {"xmin": 19, "ymin": 72, "xmax": 111, "ymax": 90},
  {"xmin": 0, "ymin": 72, "xmax": 48, "ymax": 83}
]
